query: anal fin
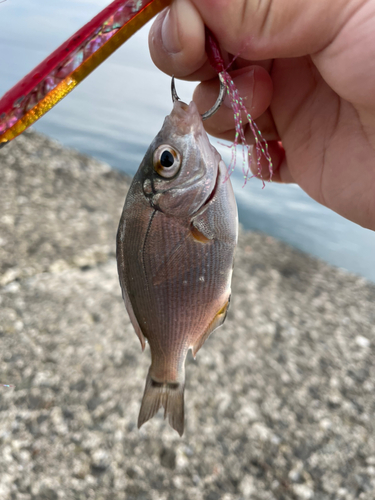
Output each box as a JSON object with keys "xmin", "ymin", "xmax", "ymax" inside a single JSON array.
[
  {"xmin": 192, "ymin": 295, "xmax": 231, "ymax": 358},
  {"xmin": 121, "ymin": 285, "xmax": 146, "ymax": 351}
]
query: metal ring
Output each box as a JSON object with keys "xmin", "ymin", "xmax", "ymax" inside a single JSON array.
[{"xmin": 171, "ymin": 74, "xmax": 226, "ymax": 120}]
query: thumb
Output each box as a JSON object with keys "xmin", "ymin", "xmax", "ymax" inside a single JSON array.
[{"xmin": 189, "ymin": 0, "xmax": 360, "ymax": 59}]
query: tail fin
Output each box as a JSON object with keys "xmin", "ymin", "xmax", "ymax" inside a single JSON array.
[{"xmin": 137, "ymin": 371, "xmax": 185, "ymax": 436}]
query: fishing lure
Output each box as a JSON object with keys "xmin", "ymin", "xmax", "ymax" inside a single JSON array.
[
  {"xmin": 0, "ymin": 0, "xmax": 172, "ymax": 148},
  {"xmin": 205, "ymin": 28, "xmax": 273, "ymax": 185}
]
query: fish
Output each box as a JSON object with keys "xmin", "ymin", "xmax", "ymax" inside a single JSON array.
[{"xmin": 116, "ymin": 98, "xmax": 238, "ymax": 435}]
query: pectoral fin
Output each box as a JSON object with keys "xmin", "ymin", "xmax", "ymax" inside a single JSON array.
[
  {"xmin": 192, "ymin": 295, "xmax": 231, "ymax": 358},
  {"xmin": 190, "ymin": 225, "xmax": 212, "ymax": 244}
]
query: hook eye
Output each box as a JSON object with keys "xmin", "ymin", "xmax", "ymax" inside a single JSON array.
[{"xmin": 171, "ymin": 73, "xmax": 226, "ymax": 121}]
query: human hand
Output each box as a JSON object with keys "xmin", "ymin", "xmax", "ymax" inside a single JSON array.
[{"xmin": 149, "ymin": 0, "xmax": 375, "ymax": 230}]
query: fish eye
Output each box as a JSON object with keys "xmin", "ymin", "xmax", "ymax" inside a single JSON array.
[
  {"xmin": 160, "ymin": 150, "xmax": 174, "ymax": 167},
  {"xmin": 153, "ymin": 145, "xmax": 181, "ymax": 178}
]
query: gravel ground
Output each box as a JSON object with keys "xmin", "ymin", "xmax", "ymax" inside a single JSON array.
[{"xmin": 0, "ymin": 129, "xmax": 375, "ymax": 500}]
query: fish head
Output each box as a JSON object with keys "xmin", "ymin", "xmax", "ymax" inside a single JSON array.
[{"xmin": 140, "ymin": 100, "xmax": 221, "ymax": 217}]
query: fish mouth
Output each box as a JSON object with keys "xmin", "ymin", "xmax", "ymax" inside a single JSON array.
[{"xmin": 169, "ymin": 100, "xmax": 204, "ymax": 136}]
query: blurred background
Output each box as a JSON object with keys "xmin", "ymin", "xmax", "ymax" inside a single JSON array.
[{"xmin": 1, "ymin": 0, "xmax": 374, "ymax": 282}]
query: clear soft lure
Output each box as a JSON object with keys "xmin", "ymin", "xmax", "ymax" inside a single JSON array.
[
  {"xmin": 205, "ymin": 28, "xmax": 273, "ymax": 186},
  {"xmin": 0, "ymin": 0, "xmax": 172, "ymax": 148}
]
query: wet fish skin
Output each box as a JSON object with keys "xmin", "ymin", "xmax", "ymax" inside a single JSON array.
[{"xmin": 116, "ymin": 100, "xmax": 238, "ymax": 435}]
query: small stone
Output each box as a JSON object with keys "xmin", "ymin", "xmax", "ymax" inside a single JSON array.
[
  {"xmin": 160, "ymin": 447, "xmax": 176, "ymax": 470},
  {"xmin": 1, "ymin": 267, "xmax": 20, "ymax": 286},
  {"xmin": 319, "ymin": 418, "xmax": 332, "ymax": 430},
  {"xmin": 293, "ymin": 484, "xmax": 314, "ymax": 499},
  {"xmin": 337, "ymin": 488, "xmax": 348, "ymax": 497},
  {"xmin": 355, "ymin": 335, "xmax": 370, "ymax": 348},
  {"xmin": 5, "ymin": 282, "xmax": 21, "ymax": 296},
  {"xmin": 90, "ymin": 449, "xmax": 110, "ymax": 473},
  {"xmin": 35, "ymin": 486, "xmax": 58, "ymax": 500},
  {"xmin": 239, "ymin": 475, "xmax": 255, "ymax": 498},
  {"xmin": 49, "ymin": 259, "xmax": 69, "ymax": 273}
]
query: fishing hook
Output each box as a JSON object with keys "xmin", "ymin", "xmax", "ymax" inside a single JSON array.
[{"xmin": 171, "ymin": 74, "xmax": 226, "ymax": 121}]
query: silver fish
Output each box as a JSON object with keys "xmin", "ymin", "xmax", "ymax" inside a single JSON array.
[{"xmin": 116, "ymin": 95, "xmax": 238, "ymax": 436}]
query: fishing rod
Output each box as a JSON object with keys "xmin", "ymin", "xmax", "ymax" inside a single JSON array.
[{"xmin": 0, "ymin": 0, "xmax": 172, "ymax": 148}]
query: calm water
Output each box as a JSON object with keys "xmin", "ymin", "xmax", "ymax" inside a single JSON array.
[{"xmin": 1, "ymin": 0, "xmax": 375, "ymax": 281}]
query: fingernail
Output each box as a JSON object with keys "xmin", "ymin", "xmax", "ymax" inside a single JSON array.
[{"xmin": 161, "ymin": 7, "xmax": 182, "ymax": 54}]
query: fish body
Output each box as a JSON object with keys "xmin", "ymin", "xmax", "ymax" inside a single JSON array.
[{"xmin": 116, "ymin": 100, "xmax": 238, "ymax": 435}]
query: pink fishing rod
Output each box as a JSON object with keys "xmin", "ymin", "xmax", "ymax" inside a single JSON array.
[{"xmin": 0, "ymin": 0, "xmax": 171, "ymax": 148}]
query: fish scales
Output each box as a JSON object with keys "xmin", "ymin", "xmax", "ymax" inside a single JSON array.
[{"xmin": 117, "ymin": 99, "xmax": 238, "ymax": 435}]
